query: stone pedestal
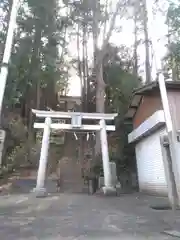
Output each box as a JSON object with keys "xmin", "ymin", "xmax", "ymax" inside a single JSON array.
[
  {"xmin": 32, "ymin": 187, "xmax": 47, "ymax": 198},
  {"xmin": 102, "ymin": 186, "xmax": 117, "ymax": 196},
  {"xmin": 98, "ymin": 162, "xmax": 118, "ymax": 196},
  {"xmin": 0, "ymin": 130, "xmax": 5, "ymax": 166},
  {"xmin": 99, "ymin": 176, "xmax": 104, "ymax": 188},
  {"xmin": 110, "ymin": 162, "xmax": 117, "ymax": 186}
]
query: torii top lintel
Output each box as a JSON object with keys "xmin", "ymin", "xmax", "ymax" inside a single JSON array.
[{"xmin": 32, "ymin": 109, "xmax": 118, "ymax": 121}]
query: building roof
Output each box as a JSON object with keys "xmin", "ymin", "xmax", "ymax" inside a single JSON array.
[{"xmin": 126, "ymin": 80, "xmax": 180, "ymax": 119}]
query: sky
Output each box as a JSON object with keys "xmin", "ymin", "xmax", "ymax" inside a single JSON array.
[{"xmin": 68, "ymin": 0, "xmax": 169, "ymax": 96}]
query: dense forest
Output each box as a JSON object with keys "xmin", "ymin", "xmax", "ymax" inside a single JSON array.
[{"xmin": 0, "ymin": 0, "xmax": 179, "ymax": 177}]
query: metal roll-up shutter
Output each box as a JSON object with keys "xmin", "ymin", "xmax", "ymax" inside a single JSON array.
[{"xmin": 135, "ymin": 128, "xmax": 168, "ymax": 196}]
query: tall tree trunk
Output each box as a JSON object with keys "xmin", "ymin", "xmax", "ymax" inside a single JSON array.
[
  {"xmin": 103, "ymin": 0, "xmax": 108, "ymax": 40},
  {"xmin": 96, "ymin": 64, "xmax": 105, "ymax": 113},
  {"xmin": 27, "ymin": 20, "xmax": 42, "ymax": 112},
  {"xmin": 92, "ymin": 0, "xmax": 121, "ymax": 156},
  {"xmin": 92, "ymin": 0, "xmax": 102, "ymax": 156},
  {"xmin": 92, "ymin": 0, "xmax": 105, "ymax": 108},
  {"xmin": 142, "ymin": 0, "xmax": 151, "ymax": 84},
  {"xmin": 133, "ymin": 10, "xmax": 138, "ymax": 76},
  {"xmin": 167, "ymin": 19, "xmax": 178, "ymax": 81},
  {"xmin": 28, "ymin": 23, "xmax": 41, "ymax": 127},
  {"xmin": 77, "ymin": 22, "xmax": 83, "ymax": 105},
  {"xmin": 77, "ymin": 20, "xmax": 84, "ymax": 170},
  {"xmin": 27, "ymin": 20, "xmax": 42, "ymax": 162},
  {"xmin": 82, "ymin": 20, "xmax": 88, "ymax": 112},
  {"xmin": 85, "ymin": 31, "xmax": 89, "ymax": 111}
]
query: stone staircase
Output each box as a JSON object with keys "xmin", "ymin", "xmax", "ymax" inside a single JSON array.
[
  {"xmin": 59, "ymin": 156, "xmax": 84, "ymax": 193},
  {"xmin": 59, "ymin": 133, "xmax": 84, "ymax": 193}
]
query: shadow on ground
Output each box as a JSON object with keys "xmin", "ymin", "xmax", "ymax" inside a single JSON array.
[{"xmin": 9, "ymin": 179, "xmax": 58, "ymax": 194}]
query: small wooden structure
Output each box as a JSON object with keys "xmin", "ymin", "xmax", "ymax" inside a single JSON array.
[
  {"xmin": 127, "ymin": 81, "xmax": 180, "ymax": 196},
  {"xmin": 58, "ymin": 95, "xmax": 81, "ymax": 111}
]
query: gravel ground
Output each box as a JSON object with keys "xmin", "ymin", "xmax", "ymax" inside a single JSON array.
[{"xmin": 0, "ymin": 190, "xmax": 179, "ymax": 239}]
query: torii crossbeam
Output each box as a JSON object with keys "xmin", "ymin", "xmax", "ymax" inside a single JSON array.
[{"xmin": 32, "ymin": 109, "xmax": 117, "ymax": 197}]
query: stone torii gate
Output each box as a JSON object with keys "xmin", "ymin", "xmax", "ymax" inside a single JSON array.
[{"xmin": 32, "ymin": 109, "xmax": 117, "ymax": 197}]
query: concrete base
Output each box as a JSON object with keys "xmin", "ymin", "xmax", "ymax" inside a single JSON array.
[
  {"xmin": 32, "ymin": 187, "xmax": 48, "ymax": 198},
  {"xmin": 102, "ymin": 186, "xmax": 117, "ymax": 196},
  {"xmin": 99, "ymin": 177, "xmax": 104, "ymax": 188},
  {"xmin": 163, "ymin": 230, "xmax": 180, "ymax": 238}
]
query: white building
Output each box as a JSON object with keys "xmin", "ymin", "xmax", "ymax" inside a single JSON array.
[{"xmin": 127, "ymin": 81, "xmax": 180, "ymax": 196}]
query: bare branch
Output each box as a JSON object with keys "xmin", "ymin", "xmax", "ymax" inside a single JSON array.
[
  {"xmin": 102, "ymin": 0, "xmax": 109, "ymax": 41},
  {"xmin": 102, "ymin": 0, "xmax": 122, "ymax": 50},
  {"xmin": 97, "ymin": 0, "xmax": 128, "ymax": 66}
]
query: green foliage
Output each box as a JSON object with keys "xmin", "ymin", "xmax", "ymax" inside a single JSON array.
[
  {"xmin": 105, "ymin": 65, "xmax": 139, "ymax": 114},
  {"xmin": 2, "ymin": 113, "xmax": 27, "ymax": 149},
  {"xmin": 88, "ymin": 44, "xmax": 140, "ymax": 176},
  {"xmin": 2, "ymin": 0, "xmax": 69, "ymax": 109},
  {"xmin": 0, "ymin": 0, "xmax": 71, "ymax": 170},
  {"xmin": 0, "ymin": 0, "xmax": 140, "ymax": 175},
  {"xmin": 104, "ymin": 45, "xmax": 140, "ymax": 116},
  {"xmin": 167, "ymin": 1, "xmax": 180, "ymax": 34},
  {"xmin": 163, "ymin": 1, "xmax": 180, "ymax": 81},
  {"xmin": 2, "ymin": 113, "xmax": 41, "ymax": 170},
  {"xmin": 103, "ymin": 44, "xmax": 140, "ymax": 173}
]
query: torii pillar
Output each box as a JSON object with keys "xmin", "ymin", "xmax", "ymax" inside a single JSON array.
[
  {"xmin": 100, "ymin": 119, "xmax": 116, "ymax": 195},
  {"xmin": 33, "ymin": 117, "xmax": 51, "ymax": 197}
]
